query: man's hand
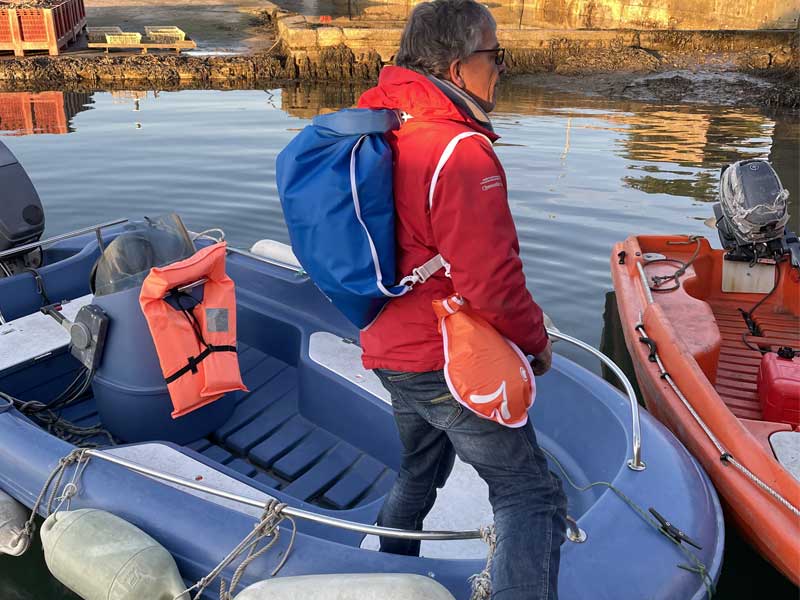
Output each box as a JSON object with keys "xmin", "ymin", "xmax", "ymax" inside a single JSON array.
[{"xmin": 530, "ymin": 339, "xmax": 553, "ymax": 376}]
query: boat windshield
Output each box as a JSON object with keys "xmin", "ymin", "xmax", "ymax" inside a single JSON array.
[{"xmin": 91, "ymin": 213, "xmax": 195, "ymax": 296}]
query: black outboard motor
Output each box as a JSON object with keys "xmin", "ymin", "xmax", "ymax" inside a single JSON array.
[
  {"xmin": 714, "ymin": 159, "xmax": 799, "ymax": 268},
  {"xmin": 0, "ymin": 141, "xmax": 45, "ymax": 276}
]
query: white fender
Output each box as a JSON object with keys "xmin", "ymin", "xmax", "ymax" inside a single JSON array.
[
  {"xmin": 235, "ymin": 573, "xmax": 456, "ymax": 600},
  {"xmin": 249, "ymin": 239, "xmax": 302, "ymax": 270},
  {"xmin": 41, "ymin": 509, "xmax": 188, "ymax": 600}
]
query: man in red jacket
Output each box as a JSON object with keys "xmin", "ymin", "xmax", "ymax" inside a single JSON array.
[{"xmin": 359, "ymin": 1, "xmax": 567, "ymax": 598}]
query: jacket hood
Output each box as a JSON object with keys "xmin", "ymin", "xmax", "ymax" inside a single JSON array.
[{"xmin": 357, "ymin": 66, "xmax": 499, "ymax": 141}]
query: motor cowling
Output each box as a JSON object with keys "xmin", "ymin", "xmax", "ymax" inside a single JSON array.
[
  {"xmin": 0, "ymin": 141, "xmax": 44, "ymax": 275},
  {"xmin": 714, "ymin": 159, "xmax": 798, "ymax": 265}
]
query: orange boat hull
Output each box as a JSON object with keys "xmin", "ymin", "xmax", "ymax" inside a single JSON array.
[{"xmin": 611, "ymin": 234, "xmax": 800, "ymax": 585}]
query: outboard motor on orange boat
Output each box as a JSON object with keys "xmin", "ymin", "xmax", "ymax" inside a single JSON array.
[
  {"xmin": 0, "ymin": 141, "xmax": 45, "ymax": 277},
  {"xmin": 714, "ymin": 159, "xmax": 800, "ymax": 267}
]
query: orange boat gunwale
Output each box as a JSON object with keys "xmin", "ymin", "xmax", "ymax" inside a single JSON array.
[{"xmin": 611, "ymin": 234, "xmax": 800, "ymax": 585}]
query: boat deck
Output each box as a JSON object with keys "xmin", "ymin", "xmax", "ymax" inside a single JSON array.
[
  {"xmin": 708, "ymin": 298, "xmax": 800, "ymax": 422},
  {"xmin": 58, "ymin": 343, "xmax": 395, "ymax": 511}
]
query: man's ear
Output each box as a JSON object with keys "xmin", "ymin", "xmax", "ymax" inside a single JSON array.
[{"xmin": 448, "ymin": 60, "xmax": 464, "ymax": 88}]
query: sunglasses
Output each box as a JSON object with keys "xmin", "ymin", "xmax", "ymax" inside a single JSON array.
[{"xmin": 472, "ymin": 47, "xmax": 505, "ymax": 65}]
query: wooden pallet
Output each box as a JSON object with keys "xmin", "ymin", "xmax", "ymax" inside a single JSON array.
[{"xmin": 87, "ymin": 37, "xmax": 196, "ymax": 54}]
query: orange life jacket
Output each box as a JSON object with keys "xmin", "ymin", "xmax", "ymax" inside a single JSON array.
[
  {"xmin": 433, "ymin": 294, "xmax": 535, "ymax": 428},
  {"xmin": 139, "ymin": 242, "xmax": 247, "ymax": 419}
]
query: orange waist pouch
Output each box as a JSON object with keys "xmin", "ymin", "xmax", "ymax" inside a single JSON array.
[
  {"xmin": 433, "ymin": 294, "xmax": 535, "ymax": 428},
  {"xmin": 140, "ymin": 242, "xmax": 248, "ymax": 418}
]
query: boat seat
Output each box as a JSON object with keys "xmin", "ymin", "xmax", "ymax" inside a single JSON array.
[
  {"xmin": 308, "ymin": 332, "xmax": 390, "ymax": 404},
  {"xmin": 770, "ymin": 431, "xmax": 800, "ymax": 481},
  {"xmin": 740, "ymin": 418, "xmax": 792, "ymax": 457},
  {"xmin": 0, "ymin": 294, "xmax": 92, "ymax": 374},
  {"xmin": 644, "ymin": 262, "xmax": 722, "ymax": 384},
  {"xmin": 104, "ymin": 443, "xmax": 275, "ymax": 520}
]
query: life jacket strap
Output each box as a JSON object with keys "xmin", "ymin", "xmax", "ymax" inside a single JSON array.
[{"xmin": 164, "ymin": 343, "xmax": 237, "ymax": 384}]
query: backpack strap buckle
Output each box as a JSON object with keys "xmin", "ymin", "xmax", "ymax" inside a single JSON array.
[{"xmin": 399, "ymin": 254, "xmax": 449, "ymax": 289}]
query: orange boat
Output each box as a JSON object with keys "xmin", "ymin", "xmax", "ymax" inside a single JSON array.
[{"xmin": 611, "ymin": 233, "xmax": 800, "ymax": 584}]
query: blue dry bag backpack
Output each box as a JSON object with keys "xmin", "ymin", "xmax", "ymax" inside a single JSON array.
[{"xmin": 276, "ymin": 108, "xmax": 410, "ymax": 328}]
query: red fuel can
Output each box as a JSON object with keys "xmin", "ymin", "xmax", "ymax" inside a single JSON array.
[{"xmin": 757, "ymin": 352, "xmax": 800, "ymax": 426}]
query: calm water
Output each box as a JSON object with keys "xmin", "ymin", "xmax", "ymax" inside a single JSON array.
[{"xmin": 0, "ymin": 83, "xmax": 797, "ymax": 598}]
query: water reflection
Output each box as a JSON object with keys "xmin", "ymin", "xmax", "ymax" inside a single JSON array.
[
  {"xmin": 276, "ymin": 81, "xmax": 794, "ymax": 212},
  {"xmin": 0, "ymin": 92, "xmax": 93, "ymax": 136},
  {"xmin": 1, "ymin": 84, "xmax": 794, "ymax": 225}
]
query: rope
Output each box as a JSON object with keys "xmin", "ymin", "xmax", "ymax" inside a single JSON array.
[
  {"xmin": 15, "ymin": 449, "xmax": 89, "ymax": 553},
  {"xmin": 0, "ymin": 375, "xmax": 116, "ymax": 448},
  {"xmin": 635, "ymin": 323, "xmax": 800, "ymax": 519},
  {"xmin": 176, "ymin": 499, "xmax": 297, "ymax": 600},
  {"xmin": 468, "ymin": 525, "xmax": 496, "ymax": 600},
  {"xmin": 541, "ymin": 447, "xmax": 716, "ymax": 598},
  {"xmin": 191, "ymin": 229, "xmax": 226, "ymax": 243},
  {"xmin": 645, "ymin": 236, "xmax": 703, "ymax": 293}
]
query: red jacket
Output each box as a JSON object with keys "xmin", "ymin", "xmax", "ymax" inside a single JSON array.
[{"xmin": 358, "ymin": 66, "xmax": 548, "ymax": 371}]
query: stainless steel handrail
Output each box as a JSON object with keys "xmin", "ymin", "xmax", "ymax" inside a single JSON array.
[
  {"xmin": 84, "ymin": 448, "xmax": 589, "ymax": 543},
  {"xmin": 0, "ymin": 218, "xmax": 128, "ymax": 261},
  {"xmin": 546, "ymin": 330, "xmax": 645, "ymax": 471},
  {"xmin": 85, "ymin": 449, "xmax": 481, "ymax": 541}
]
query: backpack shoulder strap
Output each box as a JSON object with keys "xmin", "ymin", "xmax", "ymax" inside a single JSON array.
[{"xmin": 400, "ymin": 131, "xmax": 491, "ymax": 290}]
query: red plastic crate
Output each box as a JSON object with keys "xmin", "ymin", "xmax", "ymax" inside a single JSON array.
[
  {"xmin": 0, "ymin": 0, "xmax": 86, "ymax": 56},
  {"xmin": 758, "ymin": 352, "xmax": 800, "ymax": 426},
  {"xmin": 0, "ymin": 11, "xmax": 11, "ymax": 43}
]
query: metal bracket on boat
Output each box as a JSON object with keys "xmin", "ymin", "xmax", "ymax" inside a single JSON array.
[
  {"xmin": 40, "ymin": 302, "xmax": 109, "ymax": 371},
  {"xmin": 648, "ymin": 507, "xmax": 702, "ymax": 550},
  {"xmin": 546, "ymin": 329, "xmax": 646, "ymax": 472},
  {"xmin": 638, "ymin": 336, "xmax": 658, "ymax": 363},
  {"xmin": 565, "ymin": 515, "xmax": 587, "ymax": 543},
  {"xmin": 0, "ymin": 218, "xmax": 128, "ymax": 262}
]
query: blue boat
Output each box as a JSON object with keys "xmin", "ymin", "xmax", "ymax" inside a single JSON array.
[
  {"xmin": 0, "ymin": 145, "xmax": 724, "ymax": 599},
  {"xmin": 0, "ymin": 227, "xmax": 725, "ymax": 600}
]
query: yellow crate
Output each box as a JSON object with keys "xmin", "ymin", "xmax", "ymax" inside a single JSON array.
[
  {"xmin": 87, "ymin": 26, "xmax": 122, "ymax": 43},
  {"xmin": 144, "ymin": 26, "xmax": 186, "ymax": 43},
  {"xmin": 105, "ymin": 32, "xmax": 142, "ymax": 45}
]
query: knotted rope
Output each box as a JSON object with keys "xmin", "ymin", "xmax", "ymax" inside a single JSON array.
[
  {"xmin": 15, "ymin": 448, "xmax": 89, "ymax": 555},
  {"xmin": 468, "ymin": 524, "xmax": 497, "ymax": 600},
  {"xmin": 177, "ymin": 498, "xmax": 297, "ymax": 600}
]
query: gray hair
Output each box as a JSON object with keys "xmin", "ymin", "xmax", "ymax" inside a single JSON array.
[{"xmin": 395, "ymin": 0, "xmax": 496, "ymax": 79}]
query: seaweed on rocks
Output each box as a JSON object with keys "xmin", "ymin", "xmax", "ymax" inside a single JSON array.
[{"xmin": 0, "ymin": 47, "xmax": 382, "ymax": 88}]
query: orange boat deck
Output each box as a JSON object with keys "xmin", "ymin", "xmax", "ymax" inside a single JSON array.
[{"xmin": 709, "ymin": 299, "xmax": 800, "ymax": 421}]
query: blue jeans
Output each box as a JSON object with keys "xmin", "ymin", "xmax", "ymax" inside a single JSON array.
[{"xmin": 374, "ymin": 368, "xmax": 568, "ymax": 600}]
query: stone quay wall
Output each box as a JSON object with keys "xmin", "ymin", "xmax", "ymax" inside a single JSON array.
[
  {"xmin": 270, "ymin": 2, "xmax": 798, "ymax": 72},
  {"xmin": 305, "ymin": 0, "xmax": 799, "ymax": 32}
]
